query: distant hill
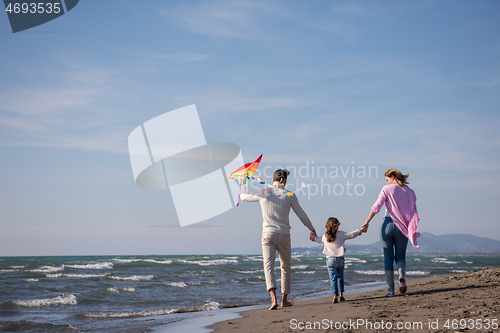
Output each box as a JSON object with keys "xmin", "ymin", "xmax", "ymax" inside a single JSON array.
[{"xmin": 292, "ymin": 232, "xmax": 500, "ymax": 255}]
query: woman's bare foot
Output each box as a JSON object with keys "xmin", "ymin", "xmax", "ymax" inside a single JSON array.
[{"xmin": 269, "ymin": 303, "xmax": 278, "ymax": 310}]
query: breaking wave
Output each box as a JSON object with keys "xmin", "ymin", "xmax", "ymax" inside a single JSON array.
[
  {"xmin": 46, "ymin": 273, "xmax": 109, "ymax": 278},
  {"xmin": 108, "ymin": 275, "xmax": 154, "ymax": 281},
  {"xmin": 65, "ymin": 262, "xmax": 113, "ymax": 270},
  {"xmin": 165, "ymin": 282, "xmax": 188, "ymax": 288},
  {"xmin": 81, "ymin": 301, "xmax": 220, "ymax": 319},
  {"xmin": 13, "ymin": 295, "xmax": 77, "ymax": 307},
  {"xmin": 354, "ymin": 270, "xmax": 385, "ymax": 275},
  {"xmin": 31, "ymin": 266, "xmax": 64, "ymax": 273}
]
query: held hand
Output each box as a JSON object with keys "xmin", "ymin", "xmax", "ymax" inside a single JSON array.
[
  {"xmin": 360, "ymin": 223, "xmax": 369, "ymax": 233},
  {"xmin": 309, "ymin": 230, "xmax": 317, "ymax": 241}
]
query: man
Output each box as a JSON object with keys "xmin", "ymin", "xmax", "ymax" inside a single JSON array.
[{"xmin": 240, "ymin": 169, "xmax": 317, "ymax": 310}]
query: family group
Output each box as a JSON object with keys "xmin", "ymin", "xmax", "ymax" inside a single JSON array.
[{"xmin": 239, "ymin": 168, "xmax": 420, "ymax": 309}]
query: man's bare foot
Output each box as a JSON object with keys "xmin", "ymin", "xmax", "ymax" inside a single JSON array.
[
  {"xmin": 269, "ymin": 289, "xmax": 278, "ymax": 310},
  {"xmin": 281, "ymin": 300, "xmax": 293, "ymax": 307},
  {"xmin": 332, "ymin": 296, "xmax": 338, "ymax": 303}
]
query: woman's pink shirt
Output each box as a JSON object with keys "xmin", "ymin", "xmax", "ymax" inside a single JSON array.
[{"xmin": 372, "ymin": 182, "xmax": 421, "ymax": 248}]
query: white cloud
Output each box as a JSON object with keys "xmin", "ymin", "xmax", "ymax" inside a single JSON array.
[
  {"xmin": 0, "ymin": 63, "xmax": 129, "ymax": 153},
  {"xmin": 302, "ymin": 20, "xmax": 358, "ymax": 40},
  {"xmin": 0, "ymin": 86, "xmax": 96, "ymax": 117},
  {"xmin": 172, "ymin": 89, "xmax": 313, "ymax": 116},
  {"xmin": 241, "ymin": 110, "xmax": 500, "ymax": 174},
  {"xmin": 160, "ymin": 0, "xmax": 284, "ymax": 40},
  {"xmin": 148, "ymin": 52, "xmax": 209, "ymax": 63}
]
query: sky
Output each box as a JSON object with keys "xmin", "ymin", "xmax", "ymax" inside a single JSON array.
[{"xmin": 0, "ymin": 0, "xmax": 499, "ymax": 256}]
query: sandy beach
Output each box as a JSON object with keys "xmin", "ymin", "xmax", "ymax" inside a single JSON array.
[{"xmin": 210, "ymin": 268, "xmax": 500, "ymax": 332}]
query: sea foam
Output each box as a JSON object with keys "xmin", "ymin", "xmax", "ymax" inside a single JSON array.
[
  {"xmin": 65, "ymin": 262, "xmax": 113, "ymax": 270},
  {"xmin": 406, "ymin": 271, "xmax": 431, "ymax": 275},
  {"xmin": 113, "ymin": 258, "xmax": 173, "ymax": 264},
  {"xmin": 354, "ymin": 270, "xmax": 385, "ymax": 275},
  {"xmin": 13, "ymin": 294, "xmax": 77, "ymax": 307},
  {"xmin": 46, "ymin": 273, "xmax": 109, "ymax": 278},
  {"xmin": 109, "ymin": 275, "xmax": 154, "ymax": 281},
  {"xmin": 345, "ymin": 258, "xmax": 368, "ymax": 263},
  {"xmin": 82, "ymin": 301, "xmax": 221, "ymax": 319},
  {"xmin": 431, "ymin": 258, "xmax": 459, "ymax": 264},
  {"xmin": 180, "ymin": 259, "xmax": 239, "ymax": 266},
  {"xmin": 165, "ymin": 282, "xmax": 188, "ymax": 288},
  {"xmin": 83, "ymin": 308, "xmax": 178, "ymax": 319},
  {"xmin": 31, "ymin": 265, "xmax": 64, "ymax": 273}
]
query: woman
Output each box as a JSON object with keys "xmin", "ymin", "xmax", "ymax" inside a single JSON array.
[{"xmin": 361, "ymin": 168, "xmax": 420, "ymax": 297}]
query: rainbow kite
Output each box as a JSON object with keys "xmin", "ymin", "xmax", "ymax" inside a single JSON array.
[
  {"xmin": 229, "ymin": 155, "xmax": 310, "ymax": 205},
  {"xmin": 228, "ymin": 154, "xmax": 263, "ymax": 206}
]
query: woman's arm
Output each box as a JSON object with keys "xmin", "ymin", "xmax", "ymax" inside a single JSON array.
[
  {"xmin": 361, "ymin": 210, "xmax": 376, "ymax": 233},
  {"xmin": 361, "ymin": 187, "xmax": 387, "ymax": 232}
]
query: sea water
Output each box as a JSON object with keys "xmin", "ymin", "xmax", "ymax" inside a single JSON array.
[{"xmin": 1, "ymin": 254, "xmax": 499, "ymax": 332}]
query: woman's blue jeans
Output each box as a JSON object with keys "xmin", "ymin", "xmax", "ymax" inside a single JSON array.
[
  {"xmin": 326, "ymin": 257, "xmax": 344, "ymax": 296},
  {"xmin": 381, "ymin": 216, "xmax": 408, "ymax": 271}
]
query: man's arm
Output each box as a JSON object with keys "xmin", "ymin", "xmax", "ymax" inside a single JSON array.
[
  {"xmin": 290, "ymin": 195, "xmax": 315, "ymax": 233},
  {"xmin": 239, "ymin": 182, "xmax": 261, "ymax": 202}
]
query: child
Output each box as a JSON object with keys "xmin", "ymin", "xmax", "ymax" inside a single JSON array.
[{"xmin": 312, "ymin": 217, "xmax": 362, "ymax": 303}]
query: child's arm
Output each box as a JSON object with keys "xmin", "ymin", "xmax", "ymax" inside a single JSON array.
[
  {"xmin": 312, "ymin": 235, "xmax": 323, "ymax": 244},
  {"xmin": 343, "ymin": 229, "xmax": 362, "ymax": 240}
]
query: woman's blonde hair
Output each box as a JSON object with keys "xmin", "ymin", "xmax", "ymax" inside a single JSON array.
[
  {"xmin": 385, "ymin": 168, "xmax": 409, "ymax": 188},
  {"xmin": 325, "ymin": 217, "xmax": 340, "ymax": 243}
]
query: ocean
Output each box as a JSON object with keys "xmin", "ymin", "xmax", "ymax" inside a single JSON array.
[{"xmin": 1, "ymin": 254, "xmax": 499, "ymax": 332}]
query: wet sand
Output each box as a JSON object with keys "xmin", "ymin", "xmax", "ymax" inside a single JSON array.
[{"xmin": 210, "ymin": 268, "xmax": 500, "ymax": 332}]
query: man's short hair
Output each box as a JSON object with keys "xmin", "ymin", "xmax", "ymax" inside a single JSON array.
[{"xmin": 273, "ymin": 169, "xmax": 290, "ymax": 181}]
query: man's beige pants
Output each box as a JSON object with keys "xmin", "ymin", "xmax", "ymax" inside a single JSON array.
[{"xmin": 262, "ymin": 232, "xmax": 291, "ymax": 294}]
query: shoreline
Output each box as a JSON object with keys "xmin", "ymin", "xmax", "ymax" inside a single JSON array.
[
  {"xmin": 208, "ymin": 268, "xmax": 500, "ymax": 333},
  {"xmin": 152, "ymin": 279, "xmax": 392, "ymax": 333},
  {"xmin": 152, "ymin": 276, "xmax": 431, "ymax": 333}
]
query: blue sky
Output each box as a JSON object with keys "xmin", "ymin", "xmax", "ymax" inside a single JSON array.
[{"xmin": 1, "ymin": 1, "xmax": 499, "ymax": 256}]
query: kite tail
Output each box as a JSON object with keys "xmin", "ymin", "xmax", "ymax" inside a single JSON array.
[
  {"xmin": 236, "ymin": 188, "xmax": 242, "ymax": 206},
  {"xmin": 234, "ymin": 178, "xmax": 242, "ymax": 206}
]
